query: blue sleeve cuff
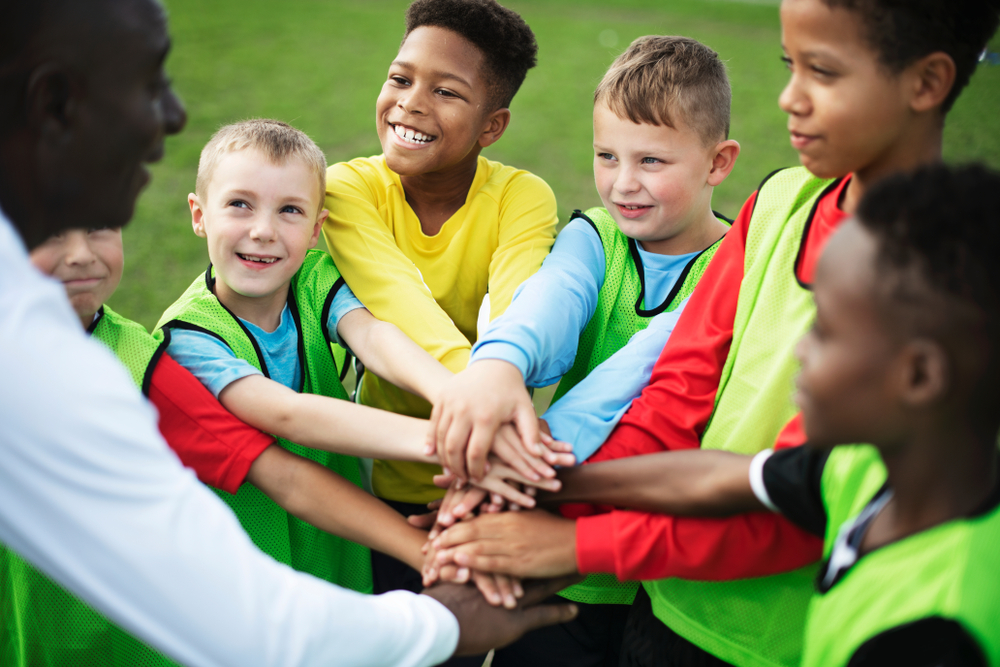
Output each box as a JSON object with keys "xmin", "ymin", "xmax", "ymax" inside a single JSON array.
[
  {"xmin": 468, "ymin": 341, "xmax": 531, "ymax": 382},
  {"xmin": 326, "ymin": 282, "xmax": 366, "ymax": 349}
]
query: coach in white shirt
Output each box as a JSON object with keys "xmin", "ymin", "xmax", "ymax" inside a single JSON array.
[{"xmin": 0, "ymin": 1, "xmax": 577, "ymax": 666}]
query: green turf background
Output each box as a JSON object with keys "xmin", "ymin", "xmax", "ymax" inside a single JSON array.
[{"xmin": 116, "ymin": 0, "xmax": 1000, "ymax": 332}]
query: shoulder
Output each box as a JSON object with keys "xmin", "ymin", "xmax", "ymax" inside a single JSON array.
[
  {"xmin": 478, "ymin": 157, "xmax": 556, "ymax": 204},
  {"xmin": 326, "ymin": 154, "xmax": 396, "ymax": 196}
]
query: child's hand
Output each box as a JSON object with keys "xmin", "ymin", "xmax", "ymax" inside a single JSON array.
[
  {"xmin": 426, "ymin": 360, "xmax": 542, "ymax": 482},
  {"xmin": 423, "ymin": 538, "xmax": 523, "ymax": 609},
  {"xmin": 432, "ymin": 510, "xmax": 579, "ymax": 579}
]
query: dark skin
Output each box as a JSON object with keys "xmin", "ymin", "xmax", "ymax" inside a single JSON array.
[
  {"xmin": 1, "ymin": 0, "xmax": 577, "ymax": 653},
  {"xmin": 430, "ymin": 221, "xmax": 999, "ymax": 576},
  {"xmin": 376, "ymin": 25, "xmax": 511, "ymax": 236}
]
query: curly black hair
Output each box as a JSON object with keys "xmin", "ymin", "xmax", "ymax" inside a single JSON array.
[
  {"xmin": 404, "ymin": 0, "xmax": 537, "ymax": 110},
  {"xmin": 857, "ymin": 163, "xmax": 1000, "ymax": 422},
  {"xmin": 820, "ymin": 0, "xmax": 1000, "ymax": 112}
]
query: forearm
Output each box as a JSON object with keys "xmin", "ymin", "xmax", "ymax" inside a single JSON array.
[
  {"xmin": 222, "ymin": 377, "xmax": 436, "ymax": 462},
  {"xmin": 248, "ymin": 447, "xmax": 427, "ymax": 570},
  {"xmin": 540, "ymin": 449, "xmax": 762, "ymax": 516},
  {"xmin": 360, "ymin": 319, "xmax": 454, "ymax": 404},
  {"xmin": 575, "ymin": 509, "xmax": 823, "ymax": 581}
]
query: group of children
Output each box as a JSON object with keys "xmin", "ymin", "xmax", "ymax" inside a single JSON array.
[{"xmin": 1, "ymin": 0, "xmax": 998, "ymax": 665}]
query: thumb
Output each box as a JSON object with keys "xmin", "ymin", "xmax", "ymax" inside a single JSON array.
[{"xmin": 517, "ymin": 602, "xmax": 579, "ymax": 634}]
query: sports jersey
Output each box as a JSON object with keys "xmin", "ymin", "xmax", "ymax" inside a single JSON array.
[
  {"xmin": 756, "ymin": 445, "xmax": 1000, "ymax": 667},
  {"xmin": 324, "ymin": 154, "xmax": 557, "ymax": 504}
]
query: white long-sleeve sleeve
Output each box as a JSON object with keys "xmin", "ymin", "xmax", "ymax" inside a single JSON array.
[{"xmin": 0, "ymin": 213, "xmax": 458, "ymax": 667}]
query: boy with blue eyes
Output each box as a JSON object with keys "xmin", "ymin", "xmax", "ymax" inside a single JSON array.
[
  {"xmin": 426, "ymin": 35, "xmax": 741, "ymax": 666},
  {"xmin": 158, "ymin": 119, "xmax": 556, "ymax": 598}
]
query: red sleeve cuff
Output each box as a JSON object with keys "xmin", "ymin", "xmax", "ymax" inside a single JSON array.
[{"xmin": 575, "ymin": 513, "xmax": 619, "ymax": 575}]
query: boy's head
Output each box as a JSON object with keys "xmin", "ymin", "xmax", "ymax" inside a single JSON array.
[
  {"xmin": 377, "ymin": 0, "xmax": 537, "ymax": 177},
  {"xmin": 30, "ymin": 227, "xmax": 124, "ymax": 330},
  {"xmin": 779, "ymin": 0, "xmax": 999, "ymax": 181},
  {"xmin": 796, "ymin": 163, "xmax": 1000, "ymax": 450},
  {"xmin": 189, "ymin": 119, "xmax": 328, "ymax": 308},
  {"xmin": 592, "ymin": 36, "xmax": 739, "ymax": 255}
]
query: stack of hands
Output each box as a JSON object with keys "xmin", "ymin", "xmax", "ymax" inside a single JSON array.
[{"xmin": 412, "ymin": 360, "xmax": 584, "ymax": 609}]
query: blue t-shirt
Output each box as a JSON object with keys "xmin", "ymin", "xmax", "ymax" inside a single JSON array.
[
  {"xmin": 471, "ymin": 218, "xmax": 707, "ymax": 461},
  {"xmin": 168, "ymin": 284, "xmax": 364, "ymax": 397}
]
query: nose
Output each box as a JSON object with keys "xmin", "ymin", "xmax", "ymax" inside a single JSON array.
[
  {"xmin": 64, "ymin": 230, "xmax": 96, "ymax": 266},
  {"xmin": 162, "ymin": 86, "xmax": 187, "ymax": 137},
  {"xmin": 397, "ymin": 85, "xmax": 428, "ymax": 116},
  {"xmin": 778, "ymin": 72, "xmax": 810, "ymax": 117},
  {"xmin": 249, "ymin": 214, "xmax": 277, "ymax": 243},
  {"xmin": 614, "ymin": 163, "xmax": 640, "ymax": 195}
]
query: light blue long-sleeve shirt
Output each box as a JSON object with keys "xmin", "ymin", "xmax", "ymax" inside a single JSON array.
[{"xmin": 471, "ymin": 217, "xmax": 699, "ymax": 461}]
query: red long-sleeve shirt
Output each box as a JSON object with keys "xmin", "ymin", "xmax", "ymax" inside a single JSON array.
[
  {"xmin": 574, "ymin": 177, "xmax": 851, "ymax": 581},
  {"xmin": 148, "ymin": 352, "xmax": 274, "ymax": 494}
]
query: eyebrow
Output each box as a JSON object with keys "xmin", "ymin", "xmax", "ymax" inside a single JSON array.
[{"xmin": 391, "ymin": 60, "xmax": 474, "ymax": 89}]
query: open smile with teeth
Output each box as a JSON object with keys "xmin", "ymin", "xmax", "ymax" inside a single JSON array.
[
  {"xmin": 238, "ymin": 253, "xmax": 278, "ymax": 264},
  {"xmin": 391, "ymin": 123, "xmax": 436, "ymax": 145},
  {"xmin": 620, "ymin": 204, "xmax": 651, "ymax": 210}
]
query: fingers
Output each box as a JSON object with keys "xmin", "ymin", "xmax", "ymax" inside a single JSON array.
[
  {"xmin": 517, "ymin": 601, "xmax": 579, "ymax": 634},
  {"xmin": 490, "ymin": 428, "xmax": 545, "ymax": 482},
  {"xmin": 407, "ymin": 510, "xmax": 438, "ymax": 529},
  {"xmin": 437, "ymin": 411, "xmax": 471, "ymax": 481},
  {"xmin": 517, "ymin": 574, "xmax": 586, "ymax": 606},
  {"xmin": 513, "ymin": 403, "xmax": 543, "ymax": 457},
  {"xmin": 477, "ymin": 474, "xmax": 537, "ymax": 508},
  {"xmin": 465, "ymin": 417, "xmax": 499, "ymax": 482},
  {"xmin": 425, "ymin": 405, "xmax": 442, "ymax": 457},
  {"xmin": 433, "ymin": 518, "xmax": 483, "ymax": 550}
]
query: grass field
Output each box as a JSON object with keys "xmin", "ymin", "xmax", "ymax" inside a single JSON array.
[{"xmin": 116, "ymin": 0, "xmax": 1000, "ymax": 331}]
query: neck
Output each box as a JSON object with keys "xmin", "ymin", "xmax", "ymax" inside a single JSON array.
[
  {"xmin": 841, "ymin": 115, "xmax": 944, "ymax": 215},
  {"xmin": 399, "ymin": 149, "xmax": 481, "ymax": 237},
  {"xmin": 214, "ymin": 280, "xmax": 289, "ymax": 333},
  {"xmin": 879, "ymin": 419, "xmax": 997, "ymax": 540}
]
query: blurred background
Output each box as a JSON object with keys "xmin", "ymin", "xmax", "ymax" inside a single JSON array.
[{"xmin": 120, "ymin": 0, "xmax": 1000, "ymax": 333}]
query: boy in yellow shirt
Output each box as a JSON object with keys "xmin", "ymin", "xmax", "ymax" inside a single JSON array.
[{"xmin": 323, "ymin": 0, "xmax": 558, "ymax": 596}]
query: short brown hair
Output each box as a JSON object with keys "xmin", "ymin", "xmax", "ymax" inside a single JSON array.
[
  {"xmin": 196, "ymin": 119, "xmax": 327, "ymax": 211},
  {"xmin": 594, "ymin": 36, "xmax": 731, "ymax": 145}
]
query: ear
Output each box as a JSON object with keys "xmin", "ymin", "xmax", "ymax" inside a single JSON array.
[
  {"xmin": 897, "ymin": 338, "xmax": 950, "ymax": 408},
  {"xmin": 189, "ymin": 193, "xmax": 208, "ymax": 238},
  {"xmin": 907, "ymin": 52, "xmax": 956, "ymax": 114},
  {"xmin": 478, "ymin": 108, "xmax": 512, "ymax": 149},
  {"xmin": 309, "ymin": 210, "xmax": 328, "ymax": 249},
  {"xmin": 25, "ymin": 64, "xmax": 81, "ymax": 139},
  {"xmin": 707, "ymin": 140, "xmax": 741, "ymax": 187}
]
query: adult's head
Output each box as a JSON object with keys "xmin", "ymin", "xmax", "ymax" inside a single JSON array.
[{"xmin": 0, "ymin": 0, "xmax": 186, "ymax": 250}]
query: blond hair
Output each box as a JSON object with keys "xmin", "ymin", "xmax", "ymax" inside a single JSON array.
[
  {"xmin": 595, "ymin": 36, "xmax": 731, "ymax": 146},
  {"xmin": 196, "ymin": 119, "xmax": 327, "ymax": 210}
]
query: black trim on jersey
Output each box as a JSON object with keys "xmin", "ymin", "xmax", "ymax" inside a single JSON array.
[
  {"xmin": 86, "ymin": 306, "xmax": 104, "ymax": 334},
  {"xmin": 285, "ymin": 288, "xmax": 308, "ymax": 393},
  {"xmin": 320, "ymin": 276, "xmax": 352, "ymax": 382},
  {"xmin": 171, "ymin": 264, "xmax": 272, "ymax": 379},
  {"xmin": 761, "ymin": 446, "xmax": 831, "ymax": 537},
  {"xmin": 570, "ymin": 209, "xmax": 601, "ymax": 238},
  {"xmin": 712, "ymin": 209, "xmax": 734, "ymax": 225},
  {"xmin": 142, "ymin": 328, "xmax": 170, "ymax": 398},
  {"xmin": 630, "ymin": 234, "xmax": 726, "ymax": 318},
  {"xmin": 746, "ymin": 167, "xmax": 791, "ymax": 224},
  {"xmin": 792, "ymin": 177, "xmax": 845, "ymax": 291},
  {"xmin": 846, "ymin": 617, "xmax": 987, "ymax": 667}
]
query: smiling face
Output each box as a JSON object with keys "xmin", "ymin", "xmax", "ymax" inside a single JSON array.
[
  {"xmin": 794, "ymin": 220, "xmax": 904, "ymax": 448},
  {"xmin": 778, "ymin": 0, "xmax": 917, "ymax": 182},
  {"xmin": 376, "ymin": 25, "xmax": 500, "ymax": 178},
  {"xmin": 592, "ymin": 101, "xmax": 724, "ymax": 255},
  {"xmin": 190, "ymin": 148, "xmax": 325, "ymax": 327},
  {"xmin": 30, "ymin": 227, "xmax": 124, "ymax": 329}
]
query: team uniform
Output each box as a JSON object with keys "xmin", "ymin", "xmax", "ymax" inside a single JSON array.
[
  {"xmin": 324, "ymin": 154, "xmax": 557, "ymax": 505},
  {"xmin": 752, "ymin": 445, "xmax": 1000, "ymax": 667},
  {"xmin": 159, "ymin": 249, "xmax": 373, "ymax": 594},
  {"xmin": 574, "ymin": 168, "xmax": 855, "ymax": 667},
  {"xmin": 472, "ymin": 207, "xmax": 726, "ymax": 666},
  {"xmin": 0, "ymin": 305, "xmax": 274, "ymax": 667}
]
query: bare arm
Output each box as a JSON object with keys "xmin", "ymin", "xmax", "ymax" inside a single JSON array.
[
  {"xmin": 540, "ymin": 449, "xmax": 765, "ymax": 516},
  {"xmin": 220, "ymin": 374, "xmax": 435, "ymax": 462},
  {"xmin": 338, "ymin": 306, "xmax": 454, "ymax": 405},
  {"xmin": 247, "ymin": 444, "xmax": 427, "ymax": 570}
]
